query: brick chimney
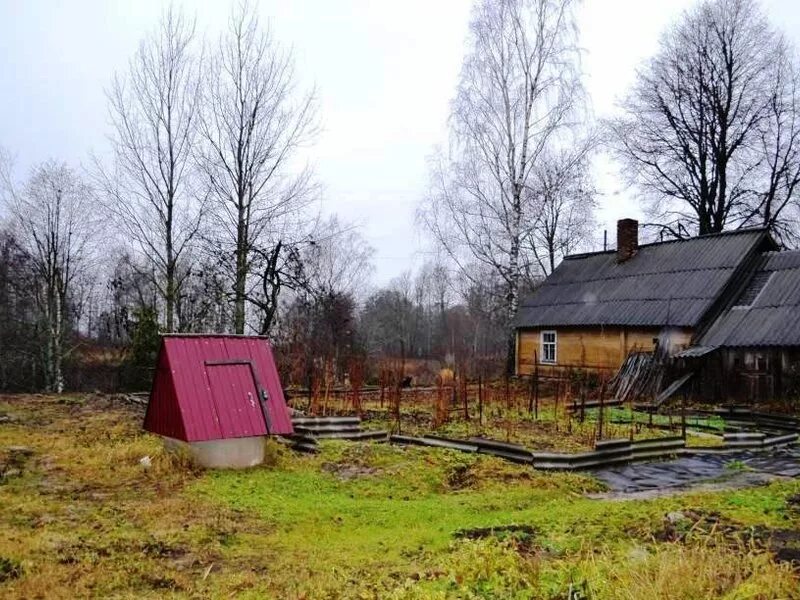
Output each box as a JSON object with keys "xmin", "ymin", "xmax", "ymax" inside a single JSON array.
[{"xmin": 616, "ymin": 218, "xmax": 639, "ymax": 262}]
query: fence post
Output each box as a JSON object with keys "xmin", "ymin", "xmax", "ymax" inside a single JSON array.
[
  {"xmin": 597, "ymin": 379, "xmax": 606, "ymax": 441},
  {"xmin": 463, "ymin": 376, "xmax": 469, "ymax": 420},
  {"xmin": 554, "ymin": 377, "xmax": 561, "ymax": 432},
  {"xmin": 478, "ymin": 375, "xmax": 483, "ymax": 426},
  {"xmin": 681, "ymin": 388, "xmax": 687, "ymax": 440},
  {"xmin": 533, "ymin": 351, "xmax": 539, "ymax": 420},
  {"xmin": 580, "ymin": 387, "xmax": 586, "ymax": 424},
  {"xmin": 394, "ymin": 379, "xmax": 402, "ymax": 435},
  {"xmin": 504, "ymin": 374, "xmax": 510, "ymax": 415}
]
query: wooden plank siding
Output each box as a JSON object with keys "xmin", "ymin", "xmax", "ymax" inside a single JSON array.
[{"xmin": 516, "ymin": 327, "xmax": 693, "ymax": 376}]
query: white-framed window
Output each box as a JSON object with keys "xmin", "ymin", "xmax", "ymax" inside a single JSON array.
[{"xmin": 540, "ymin": 330, "xmax": 557, "ymax": 364}]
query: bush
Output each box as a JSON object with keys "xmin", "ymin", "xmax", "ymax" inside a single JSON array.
[{"xmin": 121, "ymin": 307, "xmax": 160, "ymax": 390}]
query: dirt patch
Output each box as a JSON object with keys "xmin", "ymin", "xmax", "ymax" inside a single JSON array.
[
  {"xmin": 652, "ymin": 510, "xmax": 800, "ymax": 569},
  {"xmin": 140, "ymin": 539, "xmax": 189, "ymax": 560},
  {"xmin": 653, "ymin": 509, "xmax": 741, "ymax": 543},
  {"xmin": 753, "ymin": 527, "xmax": 800, "ymax": 568},
  {"xmin": 0, "ymin": 445, "xmax": 34, "ymax": 483},
  {"xmin": 55, "ymin": 538, "xmax": 191, "ymax": 566},
  {"xmin": 321, "ymin": 462, "xmax": 380, "ymax": 480},
  {"xmin": 454, "ymin": 525, "xmax": 539, "ymax": 554},
  {"xmin": 0, "ymin": 556, "xmax": 23, "ymax": 583},
  {"xmin": 141, "ymin": 574, "xmax": 183, "ymax": 591},
  {"xmin": 444, "ymin": 461, "xmax": 475, "ymax": 490}
]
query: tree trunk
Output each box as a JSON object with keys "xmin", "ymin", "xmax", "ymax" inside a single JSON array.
[
  {"xmin": 165, "ymin": 196, "xmax": 175, "ymax": 332},
  {"xmin": 234, "ymin": 204, "xmax": 248, "ymax": 334},
  {"xmin": 505, "ymin": 188, "xmax": 522, "ymax": 375},
  {"xmin": 46, "ymin": 285, "xmax": 65, "ymax": 394},
  {"xmin": 165, "ymin": 261, "xmax": 175, "ymax": 333}
]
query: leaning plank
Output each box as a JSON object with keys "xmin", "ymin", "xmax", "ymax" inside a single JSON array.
[{"xmin": 653, "ymin": 372, "xmax": 693, "ymax": 407}]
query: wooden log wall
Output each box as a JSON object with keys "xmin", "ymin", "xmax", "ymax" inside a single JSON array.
[{"xmin": 516, "ymin": 327, "xmax": 693, "ymax": 376}]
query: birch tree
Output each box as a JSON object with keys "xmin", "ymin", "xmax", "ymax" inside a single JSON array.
[
  {"xmin": 198, "ymin": 1, "xmax": 318, "ymax": 334},
  {"xmin": 4, "ymin": 162, "xmax": 94, "ymax": 393},
  {"xmin": 418, "ymin": 0, "xmax": 586, "ymax": 369},
  {"xmin": 97, "ymin": 6, "xmax": 202, "ymax": 332}
]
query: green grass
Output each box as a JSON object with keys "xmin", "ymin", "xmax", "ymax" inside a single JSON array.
[
  {"xmin": 193, "ymin": 440, "xmax": 800, "ymax": 598},
  {"xmin": 2, "ymin": 395, "xmax": 799, "ymax": 599},
  {"xmin": 194, "ymin": 443, "xmax": 599, "ymax": 560},
  {"xmin": 585, "ymin": 407, "xmax": 727, "ymax": 432}
]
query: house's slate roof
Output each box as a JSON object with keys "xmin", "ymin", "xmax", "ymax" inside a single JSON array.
[
  {"xmin": 515, "ymin": 229, "xmax": 769, "ymax": 329},
  {"xmin": 697, "ymin": 250, "xmax": 800, "ymax": 347}
]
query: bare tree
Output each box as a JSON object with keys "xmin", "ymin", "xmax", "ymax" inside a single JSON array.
[
  {"xmin": 249, "ymin": 216, "xmax": 373, "ymax": 336},
  {"xmin": 97, "ymin": 6, "xmax": 202, "ymax": 332},
  {"xmin": 360, "ymin": 275, "xmax": 417, "ymax": 360},
  {"xmin": 198, "ymin": 1, "xmax": 318, "ymax": 334},
  {"xmin": 0, "ymin": 228, "xmax": 41, "ymax": 390},
  {"xmin": 610, "ymin": 0, "xmax": 800, "ymax": 239},
  {"xmin": 524, "ymin": 143, "xmax": 596, "ymax": 275},
  {"xmin": 418, "ymin": 0, "xmax": 586, "ymax": 369},
  {"xmin": 746, "ymin": 42, "xmax": 800, "ymax": 242},
  {"xmin": 249, "ymin": 238, "xmax": 307, "ymax": 336},
  {"xmin": 412, "ymin": 259, "xmax": 453, "ymax": 358},
  {"xmin": 302, "ymin": 216, "xmax": 374, "ymax": 299},
  {"xmin": 4, "ymin": 162, "xmax": 95, "ymax": 393}
]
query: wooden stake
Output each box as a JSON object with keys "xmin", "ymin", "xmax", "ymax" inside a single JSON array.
[
  {"xmin": 681, "ymin": 389, "xmax": 687, "ymax": 440},
  {"xmin": 597, "ymin": 378, "xmax": 606, "ymax": 441},
  {"xmin": 580, "ymin": 385, "xmax": 586, "ymax": 424},
  {"xmin": 463, "ymin": 376, "xmax": 469, "ymax": 420},
  {"xmin": 554, "ymin": 378, "xmax": 561, "ymax": 432},
  {"xmin": 527, "ymin": 374, "xmax": 534, "ymax": 414},
  {"xmin": 533, "ymin": 351, "xmax": 539, "ymax": 420},
  {"xmin": 478, "ymin": 375, "xmax": 483, "ymax": 426}
]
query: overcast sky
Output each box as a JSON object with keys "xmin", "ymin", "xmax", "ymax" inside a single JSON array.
[{"xmin": 2, "ymin": 0, "xmax": 800, "ymax": 284}]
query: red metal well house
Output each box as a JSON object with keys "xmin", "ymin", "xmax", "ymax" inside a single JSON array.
[{"xmin": 144, "ymin": 334, "xmax": 294, "ymax": 468}]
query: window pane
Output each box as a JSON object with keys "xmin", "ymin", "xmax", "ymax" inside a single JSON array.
[{"xmin": 541, "ymin": 331, "xmax": 556, "ymax": 363}]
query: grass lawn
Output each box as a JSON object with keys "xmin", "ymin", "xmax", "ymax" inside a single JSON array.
[{"xmin": 1, "ymin": 394, "xmax": 799, "ymax": 598}]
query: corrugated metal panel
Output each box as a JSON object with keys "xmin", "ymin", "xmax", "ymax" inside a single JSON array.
[
  {"xmin": 143, "ymin": 349, "xmax": 186, "ymax": 441},
  {"xmin": 698, "ymin": 250, "xmax": 800, "ymax": 347},
  {"xmin": 206, "ymin": 363, "xmax": 263, "ymax": 438},
  {"xmin": 675, "ymin": 346, "xmax": 717, "ymax": 358},
  {"xmin": 515, "ymin": 229, "xmax": 766, "ymax": 328},
  {"xmin": 144, "ymin": 335, "xmax": 294, "ymax": 442}
]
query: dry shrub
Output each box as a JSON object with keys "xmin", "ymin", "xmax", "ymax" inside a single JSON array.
[
  {"xmin": 262, "ymin": 439, "xmax": 289, "ymax": 468},
  {"xmin": 147, "ymin": 442, "xmax": 203, "ymax": 479},
  {"xmin": 585, "ymin": 542, "xmax": 800, "ymax": 599}
]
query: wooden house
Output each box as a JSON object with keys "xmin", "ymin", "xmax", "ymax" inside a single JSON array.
[
  {"xmin": 514, "ymin": 219, "xmax": 778, "ymax": 379},
  {"xmin": 682, "ymin": 250, "xmax": 800, "ymax": 402}
]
